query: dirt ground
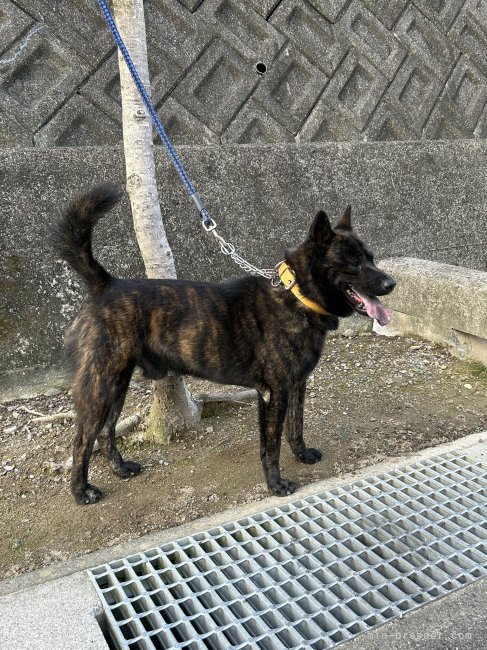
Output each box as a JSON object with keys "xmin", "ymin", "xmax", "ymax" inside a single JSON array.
[{"xmin": 1, "ymin": 334, "xmax": 486, "ymax": 581}]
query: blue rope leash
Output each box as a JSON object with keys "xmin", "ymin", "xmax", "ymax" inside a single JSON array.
[
  {"xmin": 95, "ymin": 0, "xmax": 275, "ymax": 279},
  {"xmin": 95, "ymin": 0, "xmax": 215, "ymax": 231}
]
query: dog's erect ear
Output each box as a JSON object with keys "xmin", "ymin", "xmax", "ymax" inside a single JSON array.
[
  {"xmin": 309, "ymin": 210, "xmax": 334, "ymax": 244},
  {"xmin": 335, "ymin": 204, "xmax": 352, "ymax": 231}
]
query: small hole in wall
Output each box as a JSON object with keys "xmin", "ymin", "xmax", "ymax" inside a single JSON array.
[{"xmin": 255, "ymin": 62, "xmax": 267, "ymax": 75}]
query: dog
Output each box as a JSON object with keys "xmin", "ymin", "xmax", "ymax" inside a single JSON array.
[{"xmin": 53, "ymin": 185, "xmax": 395, "ymax": 504}]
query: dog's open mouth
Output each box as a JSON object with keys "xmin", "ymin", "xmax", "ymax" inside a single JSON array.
[{"xmin": 345, "ymin": 286, "xmax": 392, "ymax": 326}]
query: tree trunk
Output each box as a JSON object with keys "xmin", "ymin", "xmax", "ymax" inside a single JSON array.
[{"xmin": 113, "ymin": 0, "xmax": 200, "ymax": 442}]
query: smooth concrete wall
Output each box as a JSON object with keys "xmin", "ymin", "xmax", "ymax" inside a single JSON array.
[{"xmin": 1, "ymin": 140, "xmax": 486, "ymax": 397}]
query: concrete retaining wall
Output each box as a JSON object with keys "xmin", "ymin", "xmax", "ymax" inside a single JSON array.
[
  {"xmin": 1, "ymin": 139, "xmax": 486, "ymax": 398},
  {"xmin": 2, "ymin": 0, "xmax": 486, "ymax": 148}
]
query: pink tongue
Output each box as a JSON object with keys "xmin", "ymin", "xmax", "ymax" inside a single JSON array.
[{"xmin": 355, "ymin": 291, "xmax": 392, "ymax": 326}]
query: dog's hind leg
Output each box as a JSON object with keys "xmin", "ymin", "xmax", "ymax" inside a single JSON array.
[
  {"xmin": 71, "ymin": 409, "xmax": 106, "ymax": 505},
  {"xmin": 96, "ymin": 364, "xmax": 142, "ymax": 479},
  {"xmin": 70, "ymin": 361, "xmax": 134, "ymax": 505},
  {"xmin": 284, "ymin": 381, "xmax": 322, "ymax": 465},
  {"xmin": 258, "ymin": 390, "xmax": 297, "ymax": 496},
  {"xmin": 71, "ymin": 425, "xmax": 101, "ymax": 505}
]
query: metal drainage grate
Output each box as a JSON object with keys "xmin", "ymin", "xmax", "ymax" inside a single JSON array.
[{"xmin": 89, "ymin": 452, "xmax": 487, "ymax": 649}]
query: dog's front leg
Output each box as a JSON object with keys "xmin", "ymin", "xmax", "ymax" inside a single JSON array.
[
  {"xmin": 285, "ymin": 381, "xmax": 322, "ymax": 465},
  {"xmin": 258, "ymin": 390, "xmax": 297, "ymax": 496}
]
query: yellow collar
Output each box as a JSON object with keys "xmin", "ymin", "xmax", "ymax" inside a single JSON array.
[{"xmin": 277, "ymin": 262, "xmax": 332, "ymax": 316}]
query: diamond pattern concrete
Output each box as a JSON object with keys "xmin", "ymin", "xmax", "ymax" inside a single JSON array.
[
  {"xmin": 0, "ymin": 2, "xmax": 33, "ymax": 56},
  {"xmin": 270, "ymin": 0, "xmax": 349, "ymax": 76},
  {"xmin": 441, "ymin": 56, "xmax": 487, "ymax": 129},
  {"xmin": 319, "ymin": 50, "xmax": 389, "ymax": 130},
  {"xmin": 14, "ymin": 0, "xmax": 113, "ymax": 65},
  {"xmin": 222, "ymin": 98, "xmax": 295, "ymax": 143},
  {"xmin": 395, "ymin": 5, "xmax": 459, "ymax": 77},
  {"xmin": 198, "ymin": 0, "xmax": 285, "ymax": 62},
  {"xmin": 0, "ymin": 0, "xmax": 485, "ymax": 147},
  {"xmin": 252, "ymin": 45, "xmax": 328, "ymax": 134},
  {"xmin": 34, "ymin": 94, "xmax": 123, "ymax": 147},
  {"xmin": 173, "ymin": 38, "xmax": 258, "ymax": 133},
  {"xmin": 449, "ymin": 7, "xmax": 487, "ymax": 75},
  {"xmin": 361, "ymin": 0, "xmax": 409, "ymax": 29},
  {"xmin": 157, "ymin": 96, "xmax": 219, "ymax": 144},
  {"xmin": 377, "ymin": 54, "xmax": 443, "ymax": 131},
  {"xmin": 0, "ymin": 26, "xmax": 86, "ymax": 132},
  {"xmin": 338, "ymin": 1, "xmax": 406, "ymax": 76},
  {"xmin": 414, "ymin": 0, "xmax": 464, "ymax": 31}
]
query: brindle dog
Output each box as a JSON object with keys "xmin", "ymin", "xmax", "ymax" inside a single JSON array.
[{"xmin": 53, "ymin": 185, "xmax": 395, "ymax": 504}]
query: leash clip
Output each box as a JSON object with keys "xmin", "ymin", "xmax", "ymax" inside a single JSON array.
[
  {"xmin": 202, "ymin": 215, "xmax": 217, "ymax": 232},
  {"xmin": 271, "ymin": 261, "xmax": 283, "ymax": 288},
  {"xmin": 191, "ymin": 193, "xmax": 217, "ymax": 232}
]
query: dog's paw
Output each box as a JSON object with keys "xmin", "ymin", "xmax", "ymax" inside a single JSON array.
[
  {"xmin": 297, "ymin": 447, "xmax": 322, "ymax": 464},
  {"xmin": 73, "ymin": 483, "xmax": 103, "ymax": 505},
  {"xmin": 270, "ymin": 478, "xmax": 298, "ymax": 497},
  {"xmin": 114, "ymin": 460, "xmax": 142, "ymax": 479}
]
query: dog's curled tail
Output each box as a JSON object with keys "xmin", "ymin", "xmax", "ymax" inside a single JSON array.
[{"xmin": 52, "ymin": 184, "xmax": 123, "ymax": 292}]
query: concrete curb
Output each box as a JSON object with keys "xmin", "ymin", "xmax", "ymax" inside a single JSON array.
[
  {"xmin": 0, "ymin": 572, "xmax": 107, "ymax": 650},
  {"xmin": 374, "ymin": 258, "xmax": 487, "ymax": 365},
  {"xmin": 340, "ymin": 576, "xmax": 487, "ymax": 649}
]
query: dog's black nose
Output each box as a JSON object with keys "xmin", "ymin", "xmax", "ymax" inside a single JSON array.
[{"xmin": 381, "ymin": 277, "xmax": 396, "ymax": 294}]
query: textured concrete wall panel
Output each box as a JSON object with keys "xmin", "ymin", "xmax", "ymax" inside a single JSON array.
[{"xmin": 1, "ymin": 0, "xmax": 487, "ymax": 147}]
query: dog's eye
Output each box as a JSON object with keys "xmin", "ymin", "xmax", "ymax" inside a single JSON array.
[{"xmin": 347, "ymin": 265, "xmax": 360, "ymax": 274}]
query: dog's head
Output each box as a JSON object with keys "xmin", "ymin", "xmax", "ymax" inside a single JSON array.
[{"xmin": 287, "ymin": 206, "xmax": 395, "ymax": 326}]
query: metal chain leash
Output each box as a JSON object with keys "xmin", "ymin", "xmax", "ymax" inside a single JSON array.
[
  {"xmin": 211, "ymin": 231, "xmax": 275, "ymax": 278},
  {"xmin": 95, "ymin": 0, "xmax": 274, "ymax": 280}
]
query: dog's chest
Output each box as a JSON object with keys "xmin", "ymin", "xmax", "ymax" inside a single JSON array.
[{"xmin": 273, "ymin": 317, "xmax": 325, "ymax": 378}]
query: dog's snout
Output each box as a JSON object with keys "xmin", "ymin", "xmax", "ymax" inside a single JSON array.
[{"xmin": 381, "ymin": 277, "xmax": 396, "ymax": 295}]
